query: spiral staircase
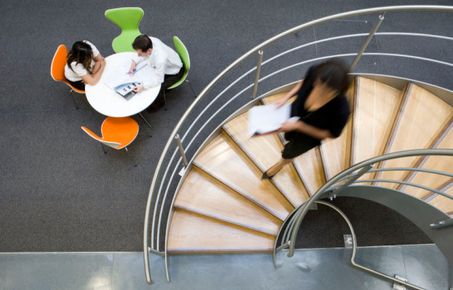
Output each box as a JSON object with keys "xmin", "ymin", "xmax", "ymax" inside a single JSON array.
[
  {"xmin": 167, "ymin": 77, "xmax": 452, "ymax": 253},
  {"xmin": 143, "ymin": 6, "xmax": 453, "ymax": 289}
]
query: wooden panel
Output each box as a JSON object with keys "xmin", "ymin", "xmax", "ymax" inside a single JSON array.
[
  {"xmin": 429, "ymin": 186, "xmax": 453, "ymax": 215},
  {"xmin": 320, "ymin": 117, "xmax": 353, "ymax": 180},
  {"xmin": 175, "ymin": 167, "xmax": 281, "ymax": 235},
  {"xmin": 168, "ymin": 209, "xmax": 274, "ymax": 253},
  {"xmin": 262, "ymin": 92, "xmax": 289, "ymax": 104},
  {"xmin": 378, "ymin": 84, "xmax": 452, "ymax": 188},
  {"xmin": 223, "ymin": 112, "xmax": 309, "ymax": 207},
  {"xmin": 352, "ymin": 77, "xmax": 403, "ymax": 164},
  {"xmin": 401, "ymin": 128, "xmax": 453, "ymax": 199},
  {"xmin": 292, "ymin": 147, "xmax": 326, "ymax": 195},
  {"xmin": 195, "ymin": 134, "xmax": 293, "ymax": 220}
]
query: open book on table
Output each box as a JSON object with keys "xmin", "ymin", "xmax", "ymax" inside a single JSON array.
[{"xmin": 248, "ymin": 104, "xmax": 297, "ymax": 137}]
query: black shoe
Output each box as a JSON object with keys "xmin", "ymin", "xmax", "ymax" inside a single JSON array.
[{"xmin": 261, "ymin": 170, "xmax": 275, "ymax": 180}]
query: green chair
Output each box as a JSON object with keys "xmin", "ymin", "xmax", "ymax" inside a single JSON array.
[
  {"xmin": 167, "ymin": 36, "xmax": 196, "ymax": 98},
  {"xmin": 104, "ymin": 7, "xmax": 144, "ymax": 53}
]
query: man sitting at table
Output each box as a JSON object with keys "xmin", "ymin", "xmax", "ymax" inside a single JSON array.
[{"xmin": 129, "ymin": 34, "xmax": 183, "ymax": 110}]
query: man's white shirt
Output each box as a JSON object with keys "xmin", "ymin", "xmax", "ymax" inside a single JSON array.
[{"xmin": 134, "ymin": 36, "xmax": 183, "ymax": 89}]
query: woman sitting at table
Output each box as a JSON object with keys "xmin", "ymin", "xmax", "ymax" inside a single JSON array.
[{"xmin": 64, "ymin": 40, "xmax": 106, "ymax": 90}]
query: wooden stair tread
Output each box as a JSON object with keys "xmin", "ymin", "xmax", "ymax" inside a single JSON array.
[
  {"xmin": 402, "ymin": 129, "xmax": 453, "ymax": 199},
  {"xmin": 194, "ymin": 133, "xmax": 293, "ymax": 220},
  {"xmin": 261, "ymin": 92, "xmax": 289, "ymax": 104},
  {"xmin": 223, "ymin": 112, "xmax": 309, "ymax": 207},
  {"xmin": 353, "ymin": 77, "xmax": 403, "ymax": 164},
  {"xmin": 320, "ymin": 114, "xmax": 352, "ymax": 180},
  {"xmin": 174, "ymin": 167, "xmax": 281, "ymax": 235},
  {"xmin": 293, "ymin": 148, "xmax": 326, "ymax": 195},
  {"xmin": 168, "ymin": 209, "xmax": 274, "ymax": 253},
  {"xmin": 428, "ymin": 186, "xmax": 453, "ymax": 215},
  {"xmin": 378, "ymin": 84, "xmax": 452, "ymax": 188}
]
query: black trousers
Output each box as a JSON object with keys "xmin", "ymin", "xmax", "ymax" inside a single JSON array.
[
  {"xmin": 147, "ymin": 68, "xmax": 184, "ymax": 111},
  {"xmin": 281, "ymin": 133, "xmax": 320, "ymax": 160},
  {"xmin": 68, "ymin": 80, "xmax": 85, "ymax": 91}
]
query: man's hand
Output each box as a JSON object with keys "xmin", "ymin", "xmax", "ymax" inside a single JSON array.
[
  {"xmin": 133, "ymin": 85, "xmax": 144, "ymax": 93},
  {"xmin": 128, "ymin": 60, "xmax": 137, "ymax": 75},
  {"xmin": 280, "ymin": 120, "xmax": 302, "ymax": 132}
]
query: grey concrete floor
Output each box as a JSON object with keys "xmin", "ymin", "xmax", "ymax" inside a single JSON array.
[{"xmin": 0, "ymin": 244, "xmax": 447, "ymax": 290}]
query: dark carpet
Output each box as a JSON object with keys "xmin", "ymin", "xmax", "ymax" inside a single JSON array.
[{"xmin": 0, "ymin": 0, "xmax": 451, "ymax": 251}]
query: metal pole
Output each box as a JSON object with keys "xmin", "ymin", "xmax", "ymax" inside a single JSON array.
[
  {"xmin": 143, "ymin": 247, "xmax": 153, "ymax": 284},
  {"xmin": 350, "ymin": 14, "xmax": 385, "ymax": 71},
  {"xmin": 251, "ymin": 50, "xmax": 264, "ymax": 99},
  {"xmin": 174, "ymin": 134, "xmax": 188, "ymax": 167}
]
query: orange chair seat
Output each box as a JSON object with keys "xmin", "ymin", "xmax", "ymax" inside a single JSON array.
[
  {"xmin": 101, "ymin": 117, "xmax": 139, "ymax": 149},
  {"xmin": 81, "ymin": 117, "xmax": 139, "ymax": 150}
]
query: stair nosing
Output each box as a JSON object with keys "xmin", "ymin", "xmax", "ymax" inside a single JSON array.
[
  {"xmin": 222, "ymin": 127, "xmax": 306, "ymax": 208},
  {"xmin": 173, "ymin": 203, "xmax": 278, "ymax": 236},
  {"xmin": 194, "ymin": 162, "xmax": 287, "ymax": 221}
]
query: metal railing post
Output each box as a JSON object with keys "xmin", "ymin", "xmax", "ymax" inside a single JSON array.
[
  {"xmin": 174, "ymin": 134, "xmax": 189, "ymax": 167},
  {"xmin": 328, "ymin": 165, "xmax": 373, "ymax": 195},
  {"xmin": 251, "ymin": 50, "xmax": 264, "ymax": 99},
  {"xmin": 350, "ymin": 14, "xmax": 385, "ymax": 70}
]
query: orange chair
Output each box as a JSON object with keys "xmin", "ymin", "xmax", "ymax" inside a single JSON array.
[
  {"xmin": 50, "ymin": 44, "xmax": 85, "ymax": 108},
  {"xmin": 81, "ymin": 117, "xmax": 139, "ymax": 152}
]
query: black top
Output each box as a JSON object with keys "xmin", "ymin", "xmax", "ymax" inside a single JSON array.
[{"xmin": 285, "ymin": 65, "xmax": 350, "ymax": 144}]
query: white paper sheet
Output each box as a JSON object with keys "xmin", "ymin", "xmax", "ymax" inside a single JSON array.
[
  {"xmin": 248, "ymin": 104, "xmax": 292, "ymax": 136},
  {"xmin": 104, "ymin": 62, "xmax": 151, "ymax": 89}
]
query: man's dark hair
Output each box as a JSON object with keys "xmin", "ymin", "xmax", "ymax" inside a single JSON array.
[
  {"xmin": 132, "ymin": 35, "xmax": 153, "ymax": 51},
  {"xmin": 314, "ymin": 59, "xmax": 351, "ymax": 95}
]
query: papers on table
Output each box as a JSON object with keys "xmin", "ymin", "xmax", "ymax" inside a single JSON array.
[
  {"xmin": 103, "ymin": 61, "xmax": 151, "ymax": 99},
  {"xmin": 248, "ymin": 104, "xmax": 294, "ymax": 136}
]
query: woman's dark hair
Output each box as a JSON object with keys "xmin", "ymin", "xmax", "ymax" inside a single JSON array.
[
  {"xmin": 67, "ymin": 41, "xmax": 94, "ymax": 72},
  {"xmin": 132, "ymin": 35, "xmax": 153, "ymax": 52},
  {"xmin": 314, "ymin": 59, "xmax": 351, "ymax": 95}
]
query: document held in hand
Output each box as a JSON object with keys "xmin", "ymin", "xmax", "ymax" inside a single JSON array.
[{"xmin": 248, "ymin": 104, "xmax": 292, "ymax": 136}]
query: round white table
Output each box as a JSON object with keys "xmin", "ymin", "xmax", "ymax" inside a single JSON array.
[{"xmin": 85, "ymin": 52, "xmax": 160, "ymax": 117}]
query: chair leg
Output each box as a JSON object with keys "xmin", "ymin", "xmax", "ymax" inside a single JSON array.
[
  {"xmin": 186, "ymin": 80, "xmax": 196, "ymax": 98},
  {"xmin": 100, "ymin": 143, "xmax": 107, "ymax": 154},
  {"xmin": 70, "ymin": 90, "xmax": 80, "ymax": 110},
  {"xmin": 138, "ymin": 113, "xmax": 152, "ymax": 129},
  {"xmin": 163, "ymin": 90, "xmax": 168, "ymax": 111}
]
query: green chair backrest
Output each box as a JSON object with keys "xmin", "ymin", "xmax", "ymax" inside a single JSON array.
[
  {"xmin": 104, "ymin": 7, "xmax": 144, "ymax": 53},
  {"xmin": 168, "ymin": 36, "xmax": 190, "ymax": 90}
]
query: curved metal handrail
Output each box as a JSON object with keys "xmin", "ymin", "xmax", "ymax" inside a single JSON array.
[
  {"xmin": 286, "ymin": 148, "xmax": 453, "ymax": 257},
  {"xmin": 352, "ymin": 179, "xmax": 452, "ymax": 199},
  {"xmin": 314, "ymin": 201, "xmax": 426, "ymax": 290},
  {"xmin": 143, "ymin": 5, "xmax": 453, "ymax": 284}
]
